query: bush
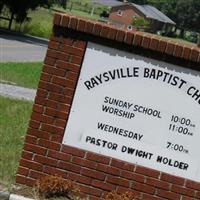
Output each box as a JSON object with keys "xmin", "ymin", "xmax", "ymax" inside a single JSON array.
[
  {"xmin": 35, "ymin": 175, "xmax": 80, "ymax": 199},
  {"xmin": 105, "ymin": 191, "xmax": 138, "ymax": 200}
]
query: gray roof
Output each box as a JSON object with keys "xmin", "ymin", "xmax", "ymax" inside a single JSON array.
[
  {"xmin": 92, "ymin": 0, "xmax": 123, "ymax": 7},
  {"xmin": 132, "ymin": 4, "xmax": 176, "ymax": 25}
]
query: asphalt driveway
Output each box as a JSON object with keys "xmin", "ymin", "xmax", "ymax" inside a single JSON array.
[{"xmin": 0, "ymin": 31, "xmax": 48, "ymax": 62}]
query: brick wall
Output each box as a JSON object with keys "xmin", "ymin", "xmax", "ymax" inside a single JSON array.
[{"xmin": 16, "ymin": 13, "xmax": 200, "ymax": 200}]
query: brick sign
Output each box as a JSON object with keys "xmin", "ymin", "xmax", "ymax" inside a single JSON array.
[{"xmin": 17, "ymin": 13, "xmax": 200, "ymax": 199}]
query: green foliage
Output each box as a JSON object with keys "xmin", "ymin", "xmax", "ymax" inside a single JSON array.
[
  {"xmin": 0, "ymin": 62, "xmax": 42, "ymax": 89},
  {"xmin": 0, "ymin": 96, "xmax": 33, "ymax": 189},
  {"xmin": 131, "ymin": 17, "xmax": 149, "ymax": 30}
]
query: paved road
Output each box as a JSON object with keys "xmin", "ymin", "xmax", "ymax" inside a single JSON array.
[
  {"xmin": 0, "ymin": 83, "xmax": 36, "ymax": 101},
  {"xmin": 0, "ymin": 31, "xmax": 48, "ymax": 62}
]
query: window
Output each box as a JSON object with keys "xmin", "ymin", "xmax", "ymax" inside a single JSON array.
[{"xmin": 117, "ymin": 10, "xmax": 123, "ymax": 16}]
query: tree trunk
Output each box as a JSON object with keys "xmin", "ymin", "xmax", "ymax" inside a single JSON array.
[{"xmin": 8, "ymin": 12, "xmax": 14, "ymax": 30}]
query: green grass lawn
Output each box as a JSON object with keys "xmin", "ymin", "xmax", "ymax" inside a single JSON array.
[
  {"xmin": 0, "ymin": 62, "xmax": 42, "ymax": 89},
  {"xmin": 0, "ymin": 96, "xmax": 33, "ymax": 189}
]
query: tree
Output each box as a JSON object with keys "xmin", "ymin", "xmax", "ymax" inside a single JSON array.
[
  {"xmin": 175, "ymin": 0, "xmax": 200, "ymax": 36},
  {"xmin": 0, "ymin": 0, "xmax": 53, "ymax": 29}
]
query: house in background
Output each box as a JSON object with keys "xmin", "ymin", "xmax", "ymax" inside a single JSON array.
[{"xmin": 108, "ymin": 3, "xmax": 176, "ymax": 33}]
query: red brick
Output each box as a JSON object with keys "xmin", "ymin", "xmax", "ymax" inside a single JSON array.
[
  {"xmin": 107, "ymin": 175, "xmax": 129, "ymax": 187},
  {"xmin": 160, "ymin": 173, "xmax": 184, "ymax": 185},
  {"xmin": 21, "ymin": 150, "xmax": 34, "ymax": 160},
  {"xmin": 44, "ymin": 107, "xmax": 68, "ymax": 119},
  {"xmin": 56, "ymin": 60, "xmax": 80, "ymax": 72},
  {"xmin": 195, "ymin": 191, "xmax": 200, "ymax": 198},
  {"xmin": 27, "ymin": 128, "xmax": 50, "ymax": 140},
  {"xmin": 68, "ymin": 173, "xmax": 92, "ymax": 185},
  {"xmin": 43, "ymin": 65, "xmax": 66, "ymax": 77},
  {"xmin": 86, "ymin": 152, "xmax": 110, "ymax": 164},
  {"xmin": 133, "ymin": 33, "xmax": 143, "ymax": 46},
  {"xmin": 149, "ymin": 37, "xmax": 159, "ymax": 50},
  {"xmin": 91, "ymin": 180, "xmax": 115, "ymax": 191},
  {"xmin": 81, "ymin": 168, "xmax": 106, "ymax": 181},
  {"xmin": 41, "ymin": 124, "xmax": 64, "ymax": 135},
  {"xmin": 71, "ymin": 55, "xmax": 83, "ymax": 65},
  {"xmin": 93, "ymin": 23, "xmax": 102, "ymax": 36},
  {"xmin": 48, "ymin": 150, "xmax": 71, "ymax": 162},
  {"xmin": 62, "ymin": 145, "xmax": 86, "ymax": 157},
  {"xmin": 181, "ymin": 197, "xmax": 196, "ymax": 200},
  {"xmin": 40, "ymin": 73, "xmax": 52, "ymax": 82},
  {"xmin": 66, "ymin": 71, "xmax": 79, "ymax": 81},
  {"xmin": 24, "ymin": 134, "xmax": 37, "ymax": 144},
  {"xmin": 38, "ymin": 81, "xmax": 63, "ymax": 93},
  {"xmin": 101, "ymin": 26, "xmax": 110, "ymax": 38},
  {"xmin": 63, "ymin": 88, "xmax": 74, "ymax": 97},
  {"xmin": 143, "ymin": 193, "xmax": 164, "ymax": 200},
  {"xmin": 61, "ymin": 45, "xmax": 85, "ymax": 57},
  {"xmin": 116, "ymin": 30, "xmax": 125, "ymax": 42},
  {"xmin": 20, "ymin": 159, "xmax": 43, "ymax": 171},
  {"xmin": 16, "ymin": 175, "xmax": 35, "ymax": 187},
  {"xmin": 24, "ymin": 143, "xmax": 47, "ymax": 155},
  {"xmin": 33, "ymin": 104, "xmax": 44, "ymax": 114},
  {"xmin": 51, "ymin": 134, "xmax": 63, "ymax": 142},
  {"xmin": 31, "ymin": 112, "xmax": 54, "ymax": 124},
  {"xmin": 54, "ymin": 119, "xmax": 67, "ymax": 128},
  {"xmin": 135, "ymin": 166, "xmax": 160, "ymax": 178},
  {"xmin": 53, "ymin": 13, "xmax": 62, "ymax": 26},
  {"xmin": 171, "ymin": 185, "xmax": 195, "ymax": 197},
  {"xmin": 191, "ymin": 48, "xmax": 200, "ymax": 62},
  {"xmin": 44, "ymin": 57, "xmax": 56, "ymax": 66},
  {"xmin": 77, "ymin": 19, "xmax": 86, "ymax": 32},
  {"xmin": 125, "ymin": 31, "xmax": 135, "ymax": 45},
  {"xmin": 38, "ymin": 138, "xmax": 61, "ymax": 151},
  {"xmin": 165, "ymin": 42, "xmax": 176, "ymax": 55},
  {"xmin": 132, "ymin": 182, "xmax": 155, "ymax": 194},
  {"xmin": 96, "ymin": 164, "xmax": 120, "ymax": 176},
  {"xmin": 58, "ymin": 161, "xmax": 81, "ymax": 173},
  {"xmin": 68, "ymin": 17, "xmax": 78, "ymax": 30},
  {"xmin": 111, "ymin": 159, "xmax": 135, "ymax": 171},
  {"xmin": 46, "ymin": 49, "xmax": 58, "ymax": 59},
  {"xmin": 29, "ymin": 120, "xmax": 40, "ymax": 129},
  {"xmin": 157, "ymin": 189, "xmax": 181, "ymax": 200},
  {"xmin": 182, "ymin": 47, "xmax": 192, "ymax": 60},
  {"xmin": 17, "ymin": 167, "xmax": 29, "ymax": 176},
  {"xmin": 146, "ymin": 177, "xmax": 170, "ymax": 190},
  {"xmin": 186, "ymin": 180, "xmax": 200, "ymax": 190},
  {"xmin": 48, "ymin": 92, "xmax": 72, "ymax": 104},
  {"xmin": 121, "ymin": 170, "xmax": 145, "ymax": 183},
  {"xmin": 158, "ymin": 40, "xmax": 167, "ymax": 53},
  {"xmin": 72, "ymin": 157, "xmax": 97, "ymax": 169},
  {"xmin": 108, "ymin": 28, "xmax": 117, "ymax": 40},
  {"xmin": 36, "ymin": 89, "xmax": 48, "ymax": 98},
  {"xmin": 85, "ymin": 21, "xmax": 94, "ymax": 34},
  {"xmin": 48, "ymin": 41, "xmax": 60, "ymax": 50},
  {"xmin": 73, "ymin": 40, "xmax": 86, "ymax": 49},
  {"xmin": 142, "ymin": 36, "xmax": 151, "ymax": 49},
  {"xmin": 34, "ymin": 154, "xmax": 58, "ymax": 167},
  {"xmin": 79, "ymin": 185, "xmax": 101, "ymax": 197},
  {"xmin": 43, "ymin": 166, "xmax": 67, "ymax": 177},
  {"xmin": 29, "ymin": 170, "xmax": 45, "ymax": 179},
  {"xmin": 174, "ymin": 44, "xmax": 183, "ymax": 57},
  {"xmin": 61, "ymin": 15, "xmax": 70, "ymax": 27}
]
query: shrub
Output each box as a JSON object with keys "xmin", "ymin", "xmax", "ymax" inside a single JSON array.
[
  {"xmin": 105, "ymin": 191, "xmax": 137, "ymax": 200},
  {"xmin": 35, "ymin": 175, "xmax": 80, "ymax": 199}
]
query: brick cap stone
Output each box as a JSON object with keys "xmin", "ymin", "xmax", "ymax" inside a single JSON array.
[{"xmin": 53, "ymin": 13, "xmax": 200, "ymax": 64}]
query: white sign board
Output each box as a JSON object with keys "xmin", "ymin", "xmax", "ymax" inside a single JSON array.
[{"xmin": 63, "ymin": 42, "xmax": 200, "ymax": 182}]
